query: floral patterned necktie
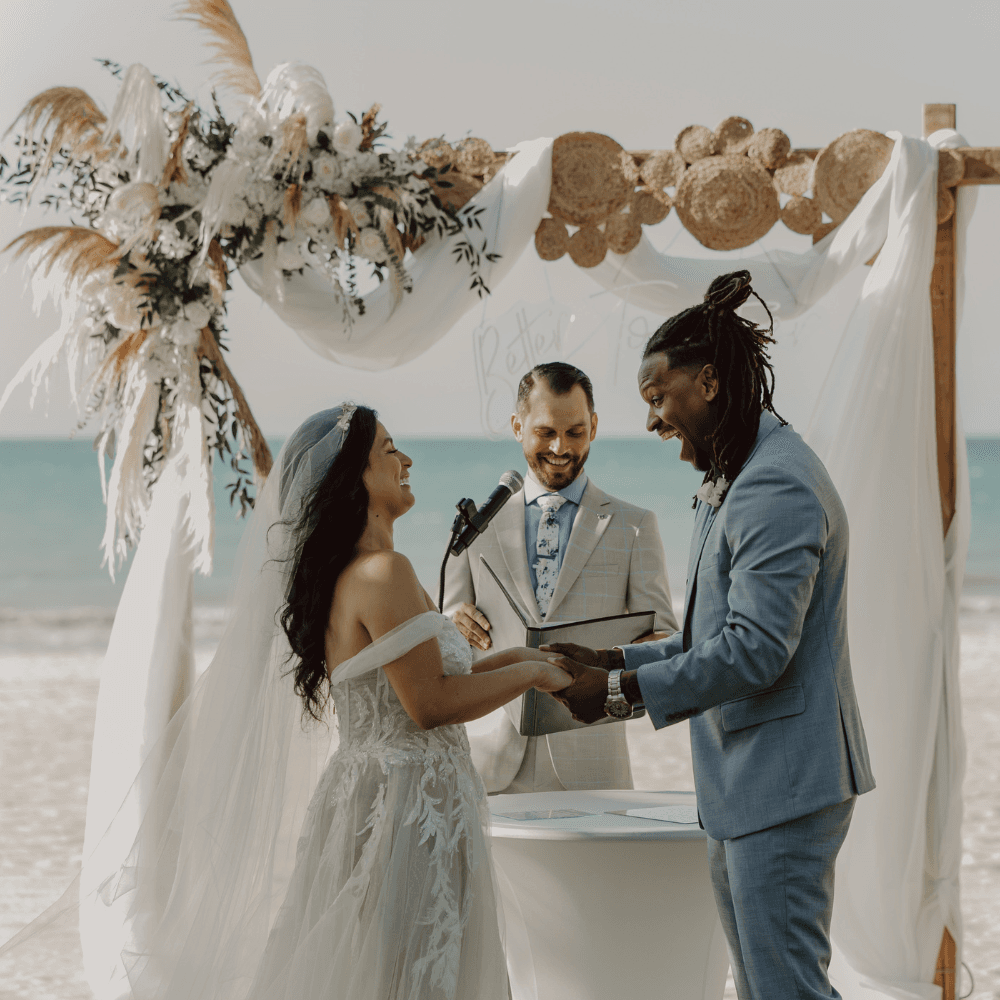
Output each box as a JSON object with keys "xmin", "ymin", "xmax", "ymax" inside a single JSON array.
[{"xmin": 534, "ymin": 494, "xmax": 568, "ymax": 618}]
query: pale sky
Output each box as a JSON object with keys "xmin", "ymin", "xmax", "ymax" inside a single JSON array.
[{"xmin": 1, "ymin": 0, "xmax": 998, "ymax": 439}]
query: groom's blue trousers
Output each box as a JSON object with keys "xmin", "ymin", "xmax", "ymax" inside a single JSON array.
[{"xmin": 707, "ymin": 796, "xmax": 856, "ymax": 1000}]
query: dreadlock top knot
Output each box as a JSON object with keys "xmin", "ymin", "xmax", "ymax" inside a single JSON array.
[{"xmin": 704, "ymin": 269, "xmax": 754, "ymax": 311}]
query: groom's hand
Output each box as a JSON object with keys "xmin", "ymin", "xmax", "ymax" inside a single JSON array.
[
  {"xmin": 539, "ymin": 643, "xmax": 625, "ymax": 671},
  {"xmin": 543, "ymin": 655, "xmax": 612, "ymax": 724}
]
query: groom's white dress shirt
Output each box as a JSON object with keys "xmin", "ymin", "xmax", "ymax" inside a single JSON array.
[{"xmin": 443, "ymin": 470, "xmax": 678, "ymax": 793}]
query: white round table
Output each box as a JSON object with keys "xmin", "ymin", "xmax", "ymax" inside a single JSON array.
[{"xmin": 489, "ymin": 789, "xmax": 729, "ymax": 1000}]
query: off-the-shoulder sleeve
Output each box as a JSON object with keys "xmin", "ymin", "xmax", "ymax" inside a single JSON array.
[{"xmin": 328, "ymin": 611, "xmax": 447, "ymax": 685}]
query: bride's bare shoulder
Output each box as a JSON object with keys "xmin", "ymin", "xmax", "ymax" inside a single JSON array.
[{"xmin": 338, "ymin": 549, "xmax": 422, "ymax": 609}]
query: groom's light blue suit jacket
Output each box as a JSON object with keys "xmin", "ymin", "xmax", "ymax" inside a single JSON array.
[{"xmin": 623, "ymin": 411, "xmax": 875, "ymax": 841}]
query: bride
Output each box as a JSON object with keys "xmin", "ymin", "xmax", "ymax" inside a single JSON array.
[{"xmin": 1, "ymin": 403, "xmax": 570, "ymax": 1000}]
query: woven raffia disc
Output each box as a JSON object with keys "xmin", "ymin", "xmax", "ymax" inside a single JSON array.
[
  {"xmin": 454, "ymin": 137, "xmax": 495, "ymax": 176},
  {"xmin": 639, "ymin": 149, "xmax": 685, "ymax": 190},
  {"xmin": 632, "ymin": 189, "xmax": 671, "ymax": 225},
  {"xmin": 813, "ymin": 129, "xmax": 894, "ymax": 224},
  {"xmin": 938, "ymin": 148, "xmax": 965, "ymax": 187},
  {"xmin": 482, "ymin": 153, "xmax": 510, "ymax": 183},
  {"xmin": 811, "ymin": 221, "xmax": 838, "ymax": 244},
  {"xmin": 747, "ymin": 128, "xmax": 791, "ymax": 171},
  {"xmin": 605, "ymin": 213, "xmax": 642, "ymax": 255},
  {"xmin": 937, "ymin": 186, "xmax": 955, "ymax": 225},
  {"xmin": 568, "ymin": 225, "xmax": 608, "ymax": 267},
  {"xmin": 534, "ymin": 217, "xmax": 570, "ymax": 260},
  {"xmin": 674, "ymin": 155, "xmax": 780, "ymax": 250},
  {"xmin": 419, "ymin": 138, "xmax": 454, "ymax": 169},
  {"xmin": 781, "ymin": 195, "xmax": 822, "ymax": 235},
  {"xmin": 773, "ymin": 153, "xmax": 813, "ymax": 196},
  {"xmin": 676, "ymin": 125, "xmax": 718, "ymax": 164},
  {"xmin": 548, "ymin": 132, "xmax": 632, "ymax": 226},
  {"xmin": 714, "ymin": 116, "xmax": 754, "ymax": 155},
  {"xmin": 430, "ymin": 172, "xmax": 482, "ymax": 210}
]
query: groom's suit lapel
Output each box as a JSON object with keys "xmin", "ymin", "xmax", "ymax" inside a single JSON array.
[{"xmin": 682, "ymin": 411, "xmax": 784, "ymax": 632}]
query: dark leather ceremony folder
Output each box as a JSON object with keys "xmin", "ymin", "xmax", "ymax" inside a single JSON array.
[{"xmin": 477, "ymin": 556, "xmax": 652, "ymax": 736}]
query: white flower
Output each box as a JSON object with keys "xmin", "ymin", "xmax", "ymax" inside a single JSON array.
[
  {"xmin": 182, "ymin": 135, "xmax": 214, "ymax": 171},
  {"xmin": 301, "ymin": 196, "xmax": 331, "ymax": 227},
  {"xmin": 107, "ymin": 286, "xmax": 145, "ymax": 331},
  {"xmin": 311, "ymin": 152, "xmax": 340, "ymax": 187},
  {"xmin": 696, "ymin": 477, "xmax": 730, "ymax": 509},
  {"xmin": 355, "ymin": 227, "xmax": 386, "ymax": 262},
  {"xmin": 183, "ymin": 300, "xmax": 212, "ymax": 329},
  {"xmin": 157, "ymin": 221, "xmax": 195, "ymax": 259},
  {"xmin": 276, "ymin": 241, "xmax": 304, "ymax": 270},
  {"xmin": 332, "ymin": 121, "xmax": 363, "ymax": 156},
  {"xmin": 166, "ymin": 319, "xmax": 201, "ymax": 347},
  {"xmin": 237, "ymin": 110, "xmax": 267, "ymax": 142}
]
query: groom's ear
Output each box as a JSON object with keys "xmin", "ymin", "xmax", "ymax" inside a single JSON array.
[{"xmin": 697, "ymin": 364, "xmax": 719, "ymax": 403}]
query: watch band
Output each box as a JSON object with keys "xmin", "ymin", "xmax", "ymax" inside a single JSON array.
[{"xmin": 604, "ymin": 668, "xmax": 633, "ymax": 719}]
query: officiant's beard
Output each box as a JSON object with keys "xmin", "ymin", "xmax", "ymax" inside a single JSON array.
[{"xmin": 527, "ymin": 445, "xmax": 590, "ymax": 491}]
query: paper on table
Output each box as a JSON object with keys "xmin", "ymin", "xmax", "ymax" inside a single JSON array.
[
  {"xmin": 622, "ymin": 805, "xmax": 700, "ymax": 825},
  {"xmin": 495, "ymin": 809, "xmax": 595, "ymax": 821}
]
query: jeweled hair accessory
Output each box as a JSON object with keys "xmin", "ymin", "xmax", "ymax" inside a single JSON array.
[{"xmin": 278, "ymin": 403, "xmax": 361, "ymax": 514}]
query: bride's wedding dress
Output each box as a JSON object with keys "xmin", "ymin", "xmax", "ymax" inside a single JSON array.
[{"xmin": 247, "ymin": 610, "xmax": 510, "ymax": 1000}]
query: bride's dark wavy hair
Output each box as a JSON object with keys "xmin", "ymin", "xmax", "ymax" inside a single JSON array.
[
  {"xmin": 643, "ymin": 269, "xmax": 786, "ymax": 491},
  {"xmin": 278, "ymin": 405, "xmax": 379, "ymax": 723}
]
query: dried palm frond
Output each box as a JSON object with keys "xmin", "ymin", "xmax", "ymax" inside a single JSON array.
[
  {"xmin": 92, "ymin": 328, "xmax": 151, "ymax": 392},
  {"xmin": 102, "ymin": 65, "xmax": 170, "ymax": 186},
  {"xmin": 358, "ymin": 103, "xmax": 386, "ymax": 152},
  {"xmin": 327, "ymin": 194, "xmax": 357, "ymax": 248},
  {"xmin": 206, "ymin": 239, "xmax": 229, "ymax": 303},
  {"xmin": 5, "ymin": 226, "xmax": 120, "ymax": 284},
  {"xmin": 5, "ymin": 87, "xmax": 108, "ymax": 192},
  {"xmin": 175, "ymin": 0, "xmax": 262, "ymax": 98},
  {"xmin": 197, "ymin": 326, "xmax": 273, "ymax": 480},
  {"xmin": 282, "ymin": 183, "xmax": 301, "ymax": 229},
  {"xmin": 271, "ymin": 112, "xmax": 308, "ymax": 174},
  {"xmin": 161, "ymin": 102, "xmax": 195, "ymax": 188}
]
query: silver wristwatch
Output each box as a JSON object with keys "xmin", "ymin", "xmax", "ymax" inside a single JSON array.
[{"xmin": 604, "ymin": 668, "xmax": 633, "ymax": 719}]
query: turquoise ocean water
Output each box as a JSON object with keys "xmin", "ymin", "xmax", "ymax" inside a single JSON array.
[{"xmin": 1, "ymin": 437, "xmax": 997, "ymax": 651}]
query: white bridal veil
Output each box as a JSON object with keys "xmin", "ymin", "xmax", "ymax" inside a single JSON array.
[{"xmin": 0, "ymin": 406, "xmax": 361, "ymax": 999}]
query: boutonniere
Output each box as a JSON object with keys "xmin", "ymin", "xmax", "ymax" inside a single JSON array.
[{"xmin": 695, "ymin": 477, "xmax": 730, "ymax": 509}]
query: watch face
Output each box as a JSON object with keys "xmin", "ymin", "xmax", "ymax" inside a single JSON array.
[{"xmin": 605, "ymin": 699, "xmax": 632, "ymax": 719}]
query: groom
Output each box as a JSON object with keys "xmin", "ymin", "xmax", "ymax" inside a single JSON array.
[{"xmin": 547, "ymin": 272, "xmax": 875, "ymax": 1000}]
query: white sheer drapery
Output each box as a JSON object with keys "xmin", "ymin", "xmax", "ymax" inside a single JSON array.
[
  {"xmin": 239, "ymin": 137, "xmax": 554, "ymax": 370},
  {"xmin": 72, "ymin": 129, "xmax": 970, "ymax": 1000}
]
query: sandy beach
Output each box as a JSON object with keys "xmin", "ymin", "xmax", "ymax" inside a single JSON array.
[{"xmin": 1, "ymin": 609, "xmax": 998, "ymax": 1000}]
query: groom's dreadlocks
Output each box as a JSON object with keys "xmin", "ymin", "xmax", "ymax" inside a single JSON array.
[{"xmin": 643, "ymin": 269, "xmax": 786, "ymax": 488}]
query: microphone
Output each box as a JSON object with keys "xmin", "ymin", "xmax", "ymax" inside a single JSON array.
[{"xmin": 449, "ymin": 470, "xmax": 524, "ymax": 555}]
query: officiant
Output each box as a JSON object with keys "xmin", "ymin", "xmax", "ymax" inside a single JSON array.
[{"xmin": 443, "ymin": 362, "xmax": 677, "ymax": 793}]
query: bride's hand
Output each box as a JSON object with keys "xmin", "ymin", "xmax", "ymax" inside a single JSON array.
[{"xmin": 533, "ymin": 659, "xmax": 573, "ymax": 692}]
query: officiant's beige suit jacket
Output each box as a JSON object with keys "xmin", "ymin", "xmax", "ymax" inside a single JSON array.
[{"xmin": 442, "ymin": 479, "xmax": 678, "ymax": 792}]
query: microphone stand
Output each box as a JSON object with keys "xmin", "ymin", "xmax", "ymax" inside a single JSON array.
[{"xmin": 438, "ymin": 498, "xmax": 478, "ymax": 614}]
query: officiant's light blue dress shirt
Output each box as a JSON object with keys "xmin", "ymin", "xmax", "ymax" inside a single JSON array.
[{"xmin": 523, "ymin": 471, "xmax": 588, "ymax": 593}]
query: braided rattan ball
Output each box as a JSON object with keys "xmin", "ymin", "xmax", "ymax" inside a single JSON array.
[
  {"xmin": 781, "ymin": 196, "xmax": 822, "ymax": 235},
  {"xmin": 605, "ymin": 212, "xmax": 642, "ymax": 255},
  {"xmin": 454, "ymin": 137, "xmax": 495, "ymax": 176},
  {"xmin": 812, "ymin": 129, "xmax": 894, "ymax": 224},
  {"xmin": 747, "ymin": 128, "xmax": 791, "ymax": 171},
  {"xmin": 418, "ymin": 138, "xmax": 454, "ymax": 170},
  {"xmin": 674, "ymin": 155, "xmax": 780, "ymax": 250},
  {"xmin": 773, "ymin": 152, "xmax": 814, "ymax": 197},
  {"xmin": 568, "ymin": 225, "xmax": 608, "ymax": 267},
  {"xmin": 714, "ymin": 116, "xmax": 754, "ymax": 155},
  {"xmin": 632, "ymin": 189, "xmax": 671, "ymax": 225},
  {"xmin": 638, "ymin": 149, "xmax": 685, "ymax": 191},
  {"xmin": 548, "ymin": 132, "xmax": 633, "ymax": 227},
  {"xmin": 676, "ymin": 125, "xmax": 718, "ymax": 164},
  {"xmin": 534, "ymin": 217, "xmax": 570, "ymax": 261}
]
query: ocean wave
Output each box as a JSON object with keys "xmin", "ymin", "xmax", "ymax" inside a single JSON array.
[{"xmin": 0, "ymin": 605, "xmax": 230, "ymax": 655}]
